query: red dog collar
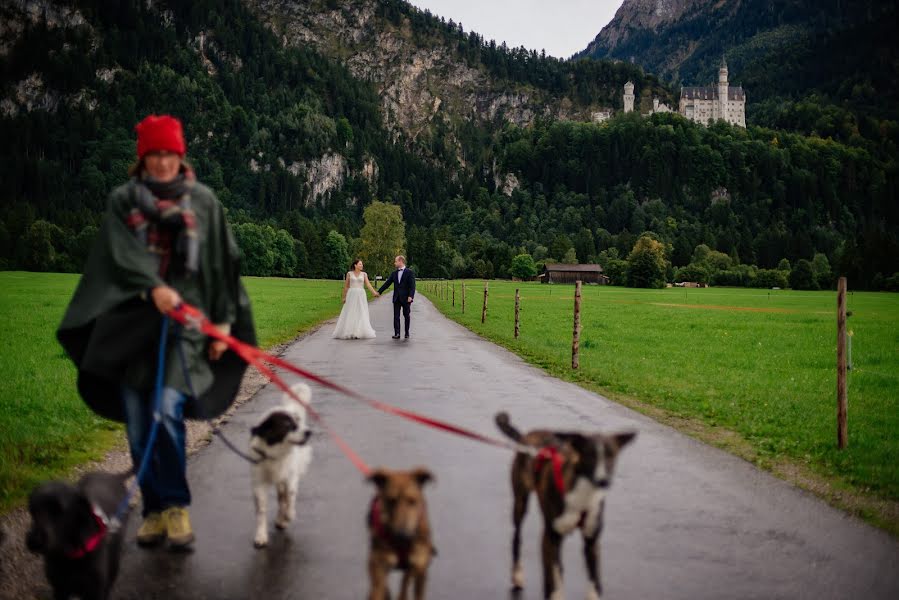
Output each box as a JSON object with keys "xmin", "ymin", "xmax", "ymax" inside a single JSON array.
[
  {"xmin": 535, "ymin": 446, "xmax": 567, "ymax": 499},
  {"xmin": 66, "ymin": 507, "xmax": 108, "ymax": 559},
  {"xmin": 369, "ymin": 497, "xmax": 412, "ymax": 569}
]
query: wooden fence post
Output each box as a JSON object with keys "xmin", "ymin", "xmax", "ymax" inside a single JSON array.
[
  {"xmin": 572, "ymin": 280, "xmax": 582, "ymax": 369},
  {"xmin": 461, "ymin": 282, "xmax": 465, "ymax": 313},
  {"xmin": 514, "ymin": 288, "xmax": 520, "ymax": 339},
  {"xmin": 481, "ymin": 282, "xmax": 489, "ymax": 323},
  {"xmin": 452, "ymin": 284, "xmax": 455, "ymax": 307},
  {"xmin": 837, "ymin": 276, "xmax": 848, "ymax": 449}
]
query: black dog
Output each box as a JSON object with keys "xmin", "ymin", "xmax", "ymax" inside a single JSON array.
[{"xmin": 27, "ymin": 471, "xmax": 131, "ymax": 600}]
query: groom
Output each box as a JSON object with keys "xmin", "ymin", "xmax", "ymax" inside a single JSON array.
[{"xmin": 378, "ymin": 255, "xmax": 416, "ymax": 339}]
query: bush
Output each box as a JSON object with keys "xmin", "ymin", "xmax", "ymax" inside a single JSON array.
[
  {"xmin": 627, "ymin": 234, "xmax": 667, "ymax": 288},
  {"xmin": 674, "ymin": 263, "xmax": 710, "ymax": 284},
  {"xmin": 509, "ymin": 254, "xmax": 538, "ymax": 280},
  {"xmin": 789, "ymin": 259, "xmax": 819, "ymax": 290},
  {"xmin": 752, "ymin": 269, "xmax": 789, "ymax": 289},
  {"xmin": 323, "ymin": 230, "xmax": 350, "ymax": 279},
  {"xmin": 711, "ymin": 268, "xmax": 747, "ymax": 287},
  {"xmin": 884, "ymin": 272, "xmax": 899, "ymax": 292},
  {"xmin": 234, "ymin": 222, "xmax": 276, "ymax": 276},
  {"xmin": 605, "ymin": 259, "xmax": 628, "ymax": 286}
]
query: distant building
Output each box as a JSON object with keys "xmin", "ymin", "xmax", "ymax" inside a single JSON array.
[
  {"xmin": 651, "ymin": 97, "xmax": 672, "ymax": 114},
  {"xmin": 616, "ymin": 59, "xmax": 746, "ymax": 127},
  {"xmin": 678, "ymin": 59, "xmax": 746, "ymax": 127},
  {"xmin": 591, "ymin": 109, "xmax": 612, "ymax": 123},
  {"xmin": 623, "ymin": 81, "xmax": 635, "ymax": 113},
  {"xmin": 540, "ymin": 263, "xmax": 608, "ymax": 285}
]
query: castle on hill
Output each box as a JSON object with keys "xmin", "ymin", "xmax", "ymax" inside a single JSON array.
[{"xmin": 594, "ymin": 60, "xmax": 746, "ymax": 128}]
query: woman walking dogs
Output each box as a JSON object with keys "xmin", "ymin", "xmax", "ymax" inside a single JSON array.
[
  {"xmin": 57, "ymin": 114, "xmax": 255, "ymax": 551},
  {"xmin": 377, "ymin": 255, "xmax": 416, "ymax": 339}
]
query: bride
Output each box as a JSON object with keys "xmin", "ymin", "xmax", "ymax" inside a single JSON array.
[{"xmin": 333, "ymin": 259, "xmax": 381, "ymax": 339}]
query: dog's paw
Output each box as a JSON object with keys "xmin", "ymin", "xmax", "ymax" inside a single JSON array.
[
  {"xmin": 253, "ymin": 533, "xmax": 269, "ymax": 548},
  {"xmin": 585, "ymin": 588, "xmax": 601, "ymax": 600},
  {"xmin": 274, "ymin": 518, "xmax": 289, "ymax": 530},
  {"xmin": 511, "ymin": 564, "xmax": 525, "ymax": 590}
]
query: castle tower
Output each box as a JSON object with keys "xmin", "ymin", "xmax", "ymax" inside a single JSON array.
[
  {"xmin": 623, "ymin": 81, "xmax": 635, "ymax": 113},
  {"xmin": 718, "ymin": 59, "xmax": 728, "ymax": 121}
]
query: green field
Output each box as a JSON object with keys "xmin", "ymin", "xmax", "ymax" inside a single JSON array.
[
  {"xmin": 0, "ymin": 272, "xmax": 343, "ymax": 513},
  {"xmin": 425, "ymin": 281, "xmax": 899, "ymax": 522}
]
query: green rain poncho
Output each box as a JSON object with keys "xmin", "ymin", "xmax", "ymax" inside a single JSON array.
[{"xmin": 57, "ymin": 179, "xmax": 256, "ymax": 422}]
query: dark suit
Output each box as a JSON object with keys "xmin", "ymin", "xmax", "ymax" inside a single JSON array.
[{"xmin": 378, "ymin": 268, "xmax": 416, "ymax": 336}]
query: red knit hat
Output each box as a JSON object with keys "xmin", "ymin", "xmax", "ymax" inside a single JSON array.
[{"xmin": 135, "ymin": 115, "xmax": 186, "ymax": 159}]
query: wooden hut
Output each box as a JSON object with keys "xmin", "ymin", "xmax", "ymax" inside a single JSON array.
[{"xmin": 540, "ymin": 263, "xmax": 608, "ymax": 285}]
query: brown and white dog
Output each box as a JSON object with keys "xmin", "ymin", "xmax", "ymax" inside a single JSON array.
[
  {"xmin": 366, "ymin": 467, "xmax": 436, "ymax": 600},
  {"xmin": 495, "ymin": 412, "xmax": 635, "ymax": 600}
]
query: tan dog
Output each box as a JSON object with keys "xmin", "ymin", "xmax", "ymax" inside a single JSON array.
[
  {"xmin": 495, "ymin": 412, "xmax": 635, "ymax": 600},
  {"xmin": 367, "ymin": 467, "xmax": 436, "ymax": 600}
]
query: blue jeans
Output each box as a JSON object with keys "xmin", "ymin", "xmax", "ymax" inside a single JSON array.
[{"xmin": 122, "ymin": 386, "xmax": 191, "ymax": 516}]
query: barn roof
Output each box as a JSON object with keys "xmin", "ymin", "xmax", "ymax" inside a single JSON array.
[{"xmin": 543, "ymin": 263, "xmax": 604, "ymax": 273}]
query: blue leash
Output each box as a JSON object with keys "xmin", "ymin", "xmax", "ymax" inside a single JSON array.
[
  {"xmin": 174, "ymin": 327, "xmax": 266, "ymax": 465},
  {"xmin": 110, "ymin": 317, "xmax": 170, "ymax": 529}
]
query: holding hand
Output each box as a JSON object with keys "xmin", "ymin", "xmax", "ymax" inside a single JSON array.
[
  {"xmin": 151, "ymin": 286, "xmax": 182, "ymax": 314},
  {"xmin": 407, "ymin": 297, "xmax": 413, "ymax": 303},
  {"xmin": 208, "ymin": 340, "xmax": 228, "ymax": 361}
]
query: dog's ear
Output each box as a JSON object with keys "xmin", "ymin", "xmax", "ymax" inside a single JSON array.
[
  {"xmin": 368, "ymin": 469, "xmax": 389, "ymax": 489},
  {"xmin": 411, "ymin": 467, "xmax": 434, "ymax": 487},
  {"xmin": 610, "ymin": 431, "xmax": 636, "ymax": 451},
  {"xmin": 558, "ymin": 432, "xmax": 592, "ymax": 455}
]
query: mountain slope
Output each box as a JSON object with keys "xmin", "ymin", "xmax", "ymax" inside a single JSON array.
[
  {"xmin": 577, "ymin": 0, "xmax": 899, "ymax": 149},
  {"xmin": 245, "ymin": 0, "xmax": 671, "ymax": 163},
  {"xmin": 0, "ymin": 0, "xmax": 896, "ymax": 287}
]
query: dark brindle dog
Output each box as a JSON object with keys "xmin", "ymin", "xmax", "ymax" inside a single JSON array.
[
  {"xmin": 367, "ymin": 467, "xmax": 436, "ymax": 600},
  {"xmin": 495, "ymin": 412, "xmax": 635, "ymax": 600},
  {"xmin": 26, "ymin": 471, "xmax": 131, "ymax": 600}
]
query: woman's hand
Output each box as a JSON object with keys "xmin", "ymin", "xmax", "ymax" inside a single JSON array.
[
  {"xmin": 208, "ymin": 340, "xmax": 228, "ymax": 361},
  {"xmin": 151, "ymin": 286, "xmax": 182, "ymax": 314},
  {"xmin": 374, "ymin": 291, "xmax": 380, "ymax": 297}
]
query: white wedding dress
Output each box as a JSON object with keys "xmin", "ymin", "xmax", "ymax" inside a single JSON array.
[{"xmin": 332, "ymin": 272, "xmax": 377, "ymax": 339}]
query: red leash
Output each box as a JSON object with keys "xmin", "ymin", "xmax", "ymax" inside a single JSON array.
[
  {"xmin": 169, "ymin": 303, "xmax": 532, "ymax": 472},
  {"xmin": 169, "ymin": 304, "xmax": 371, "ymax": 476}
]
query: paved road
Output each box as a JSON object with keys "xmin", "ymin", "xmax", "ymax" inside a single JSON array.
[{"xmin": 114, "ymin": 295, "xmax": 899, "ymax": 599}]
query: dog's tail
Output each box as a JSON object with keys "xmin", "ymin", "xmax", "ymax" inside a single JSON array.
[
  {"xmin": 494, "ymin": 412, "xmax": 524, "ymax": 443},
  {"xmin": 283, "ymin": 382, "xmax": 312, "ymax": 405}
]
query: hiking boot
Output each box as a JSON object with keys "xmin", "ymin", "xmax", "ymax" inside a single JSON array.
[
  {"xmin": 136, "ymin": 512, "xmax": 166, "ymax": 547},
  {"xmin": 163, "ymin": 506, "xmax": 195, "ymax": 548}
]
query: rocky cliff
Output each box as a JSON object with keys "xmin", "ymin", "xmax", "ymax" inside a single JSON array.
[{"xmin": 246, "ymin": 1, "xmax": 597, "ymax": 151}]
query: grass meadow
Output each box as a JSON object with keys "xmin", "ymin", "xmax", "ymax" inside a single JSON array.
[
  {"xmin": 424, "ymin": 281, "xmax": 899, "ymax": 517},
  {"xmin": 0, "ymin": 272, "xmax": 344, "ymax": 513}
]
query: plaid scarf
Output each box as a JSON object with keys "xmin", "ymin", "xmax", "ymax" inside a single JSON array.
[{"xmin": 126, "ymin": 169, "xmax": 198, "ymax": 278}]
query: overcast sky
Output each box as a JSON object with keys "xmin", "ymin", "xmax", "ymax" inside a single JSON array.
[{"xmin": 408, "ymin": 0, "xmax": 623, "ymax": 58}]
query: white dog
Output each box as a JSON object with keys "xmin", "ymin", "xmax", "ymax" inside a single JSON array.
[{"xmin": 249, "ymin": 383, "xmax": 313, "ymax": 548}]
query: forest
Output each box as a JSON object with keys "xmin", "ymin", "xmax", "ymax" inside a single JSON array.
[{"xmin": 1, "ymin": 0, "xmax": 897, "ymax": 290}]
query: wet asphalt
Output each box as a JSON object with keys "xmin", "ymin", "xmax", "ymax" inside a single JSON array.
[{"xmin": 113, "ymin": 295, "xmax": 899, "ymax": 600}]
